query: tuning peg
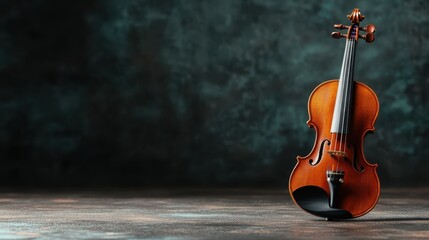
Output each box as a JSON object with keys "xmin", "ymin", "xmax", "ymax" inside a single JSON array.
[
  {"xmin": 334, "ymin": 24, "xmax": 349, "ymax": 30},
  {"xmin": 331, "ymin": 32, "xmax": 347, "ymax": 39},
  {"xmin": 359, "ymin": 24, "xmax": 376, "ymax": 34},
  {"xmin": 359, "ymin": 33, "xmax": 375, "ymax": 43}
]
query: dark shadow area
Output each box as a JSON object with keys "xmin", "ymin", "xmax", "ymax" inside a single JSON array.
[{"xmin": 292, "ymin": 186, "xmax": 352, "ymax": 219}]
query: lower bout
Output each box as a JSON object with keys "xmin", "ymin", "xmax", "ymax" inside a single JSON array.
[{"xmin": 289, "ymin": 164, "xmax": 380, "ymax": 219}]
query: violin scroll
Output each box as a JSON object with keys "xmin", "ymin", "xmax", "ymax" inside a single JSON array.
[
  {"xmin": 347, "ymin": 8, "xmax": 365, "ymax": 23},
  {"xmin": 331, "ymin": 9, "xmax": 376, "ymax": 43}
]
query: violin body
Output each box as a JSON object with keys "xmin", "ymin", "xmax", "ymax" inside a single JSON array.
[
  {"xmin": 289, "ymin": 80, "xmax": 379, "ymax": 218},
  {"xmin": 289, "ymin": 9, "xmax": 380, "ymax": 219}
]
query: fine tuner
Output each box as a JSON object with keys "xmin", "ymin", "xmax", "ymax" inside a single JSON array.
[{"xmin": 331, "ymin": 8, "xmax": 376, "ymax": 43}]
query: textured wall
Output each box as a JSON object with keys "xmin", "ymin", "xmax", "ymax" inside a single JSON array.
[{"xmin": 0, "ymin": 0, "xmax": 428, "ymax": 187}]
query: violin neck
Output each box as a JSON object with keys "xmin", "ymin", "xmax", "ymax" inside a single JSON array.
[{"xmin": 330, "ymin": 38, "xmax": 357, "ymax": 134}]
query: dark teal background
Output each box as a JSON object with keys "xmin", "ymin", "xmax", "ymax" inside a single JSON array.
[{"xmin": 0, "ymin": 0, "xmax": 428, "ymax": 187}]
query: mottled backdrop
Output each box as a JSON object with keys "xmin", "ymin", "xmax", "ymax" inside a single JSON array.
[{"xmin": 0, "ymin": 0, "xmax": 428, "ymax": 188}]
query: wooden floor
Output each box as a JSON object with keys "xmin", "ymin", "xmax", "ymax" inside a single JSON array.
[{"xmin": 0, "ymin": 188, "xmax": 427, "ymax": 239}]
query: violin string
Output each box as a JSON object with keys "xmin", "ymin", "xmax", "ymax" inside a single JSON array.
[
  {"xmin": 335, "ymin": 39, "xmax": 350, "ymax": 172},
  {"xmin": 338, "ymin": 39, "xmax": 351, "ymax": 173},
  {"xmin": 341, "ymin": 36, "xmax": 356, "ymax": 172},
  {"xmin": 340, "ymin": 39, "xmax": 352, "ymax": 172},
  {"xmin": 336, "ymin": 41, "xmax": 346, "ymax": 172},
  {"xmin": 341, "ymin": 39, "xmax": 346, "ymax": 163},
  {"xmin": 344, "ymin": 38, "xmax": 356, "ymax": 161},
  {"xmin": 331, "ymin": 41, "xmax": 349, "ymax": 156}
]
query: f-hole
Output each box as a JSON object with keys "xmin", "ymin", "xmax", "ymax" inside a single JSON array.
[
  {"xmin": 351, "ymin": 144, "xmax": 365, "ymax": 172},
  {"xmin": 309, "ymin": 139, "xmax": 330, "ymax": 166}
]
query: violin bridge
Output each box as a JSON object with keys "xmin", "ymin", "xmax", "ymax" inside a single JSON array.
[{"xmin": 327, "ymin": 150, "xmax": 346, "ymax": 157}]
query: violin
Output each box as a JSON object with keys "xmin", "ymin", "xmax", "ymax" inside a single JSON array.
[{"xmin": 289, "ymin": 8, "xmax": 380, "ymax": 220}]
